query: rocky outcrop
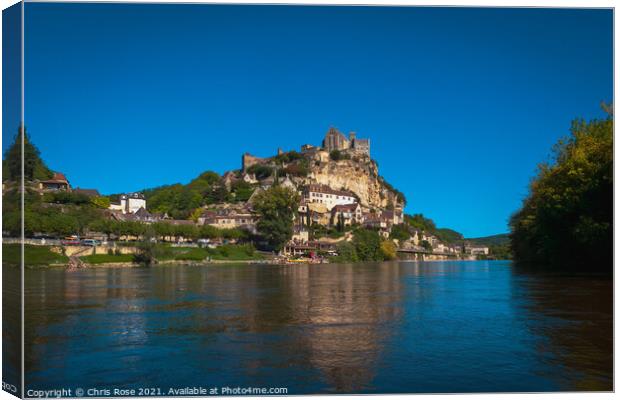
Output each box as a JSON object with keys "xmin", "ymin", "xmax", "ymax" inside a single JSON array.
[
  {"xmin": 307, "ymin": 161, "xmax": 396, "ymax": 209},
  {"xmin": 233, "ymin": 148, "xmax": 404, "ymax": 211}
]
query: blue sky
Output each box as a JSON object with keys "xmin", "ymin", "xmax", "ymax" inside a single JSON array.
[{"xmin": 3, "ymin": 4, "xmax": 612, "ymax": 237}]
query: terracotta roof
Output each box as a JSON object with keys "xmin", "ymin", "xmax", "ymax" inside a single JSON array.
[
  {"xmin": 41, "ymin": 172, "xmax": 69, "ymax": 184},
  {"xmin": 52, "ymin": 172, "xmax": 67, "ymax": 181},
  {"xmin": 332, "ymin": 203, "xmax": 359, "ymax": 213}
]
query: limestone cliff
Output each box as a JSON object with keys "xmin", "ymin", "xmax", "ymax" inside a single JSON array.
[
  {"xmin": 300, "ymin": 154, "xmax": 400, "ymax": 210},
  {"xmin": 234, "ymin": 148, "xmax": 404, "ymax": 211}
]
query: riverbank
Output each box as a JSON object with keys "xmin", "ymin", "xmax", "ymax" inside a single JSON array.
[{"xmin": 2, "ymin": 243, "xmax": 271, "ymax": 269}]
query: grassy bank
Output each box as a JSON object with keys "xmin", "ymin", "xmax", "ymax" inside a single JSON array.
[
  {"xmin": 80, "ymin": 254, "xmax": 135, "ymax": 264},
  {"xmin": 3, "ymin": 244, "xmax": 69, "ymax": 266},
  {"xmin": 3, "ymin": 243, "xmax": 264, "ymax": 267},
  {"xmin": 156, "ymin": 244, "xmax": 263, "ymax": 261}
]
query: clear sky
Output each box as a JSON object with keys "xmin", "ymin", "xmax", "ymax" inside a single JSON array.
[{"xmin": 4, "ymin": 4, "xmax": 612, "ymax": 237}]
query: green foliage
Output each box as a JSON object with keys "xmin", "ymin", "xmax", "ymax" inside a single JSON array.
[
  {"xmin": 3, "ymin": 244, "xmax": 68, "ymax": 266},
  {"xmin": 466, "ymin": 233, "xmax": 510, "ymax": 247},
  {"xmin": 331, "ymin": 229, "xmax": 392, "ymax": 262},
  {"xmin": 81, "ymin": 254, "xmax": 134, "ymax": 264},
  {"xmin": 205, "ymin": 244, "xmax": 261, "ymax": 260},
  {"xmin": 252, "ymin": 186, "xmax": 299, "ymax": 251},
  {"xmin": 488, "ymin": 244, "xmax": 512, "ymax": 260},
  {"xmin": 420, "ymin": 240, "xmax": 432, "ymax": 251},
  {"xmin": 275, "ymin": 151, "xmax": 303, "ymax": 164},
  {"xmin": 90, "ymin": 196, "xmax": 111, "ymax": 209},
  {"xmin": 247, "ymin": 164, "xmax": 274, "ymax": 180},
  {"xmin": 389, "ymin": 223, "xmax": 412, "ymax": 241},
  {"xmin": 510, "ymin": 106, "xmax": 612, "ymax": 270},
  {"xmin": 133, "ymin": 229, "xmax": 158, "ymax": 266},
  {"xmin": 434, "ymin": 228, "xmax": 463, "ymax": 244},
  {"xmin": 4, "ymin": 126, "xmax": 53, "ymax": 182},
  {"xmin": 309, "ymin": 223, "xmax": 345, "ymax": 239},
  {"xmin": 230, "ymin": 180, "xmax": 255, "ymax": 202},
  {"xmin": 404, "ymin": 214, "xmax": 463, "ymax": 244},
  {"xmin": 282, "ymin": 158, "xmax": 309, "ymax": 177},
  {"xmin": 330, "ymin": 242, "xmax": 358, "ymax": 263},
  {"xmin": 352, "ymin": 228, "xmax": 384, "ymax": 261},
  {"xmin": 42, "ymin": 191, "xmax": 90, "ymax": 205},
  {"xmin": 172, "ymin": 247, "xmax": 209, "ymax": 261},
  {"xmin": 405, "ymin": 213, "xmax": 436, "ymax": 232},
  {"xmin": 380, "ymin": 240, "xmax": 397, "ymax": 260},
  {"xmin": 330, "ymin": 150, "xmax": 343, "ymax": 161},
  {"xmin": 141, "ymin": 170, "xmax": 228, "ymax": 219}
]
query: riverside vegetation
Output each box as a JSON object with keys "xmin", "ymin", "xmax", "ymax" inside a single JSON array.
[{"xmin": 510, "ymin": 104, "xmax": 613, "ymax": 271}]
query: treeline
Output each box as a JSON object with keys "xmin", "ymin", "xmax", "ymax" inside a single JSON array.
[
  {"xmin": 139, "ymin": 171, "xmax": 255, "ymax": 220},
  {"xmin": 510, "ymin": 105, "xmax": 612, "ymax": 270},
  {"xmin": 89, "ymin": 220, "xmax": 248, "ymax": 241},
  {"xmin": 2, "ymin": 189, "xmax": 248, "ymax": 242}
]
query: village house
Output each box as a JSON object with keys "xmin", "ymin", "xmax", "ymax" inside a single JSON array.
[
  {"xmin": 199, "ymin": 208, "xmax": 257, "ymax": 233},
  {"xmin": 381, "ymin": 209, "xmax": 404, "ymax": 226},
  {"xmin": 108, "ymin": 192, "xmax": 147, "ymax": 214},
  {"xmin": 281, "ymin": 240, "xmax": 338, "ymax": 257},
  {"xmin": 466, "ymin": 246, "xmax": 490, "ymax": 255},
  {"xmin": 302, "ymin": 184, "xmax": 357, "ymax": 211},
  {"xmin": 330, "ymin": 203, "xmax": 363, "ymax": 227},
  {"xmin": 362, "ymin": 212, "xmax": 390, "ymax": 237},
  {"xmin": 39, "ymin": 172, "xmax": 70, "ymax": 192}
]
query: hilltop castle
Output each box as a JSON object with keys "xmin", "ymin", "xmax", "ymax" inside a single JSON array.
[
  {"xmin": 242, "ymin": 127, "xmax": 370, "ymax": 171},
  {"xmin": 322, "ymin": 127, "xmax": 370, "ymax": 156}
]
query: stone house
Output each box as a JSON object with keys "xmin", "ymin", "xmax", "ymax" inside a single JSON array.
[
  {"xmin": 108, "ymin": 193, "xmax": 146, "ymax": 214},
  {"xmin": 39, "ymin": 172, "xmax": 70, "ymax": 192},
  {"xmin": 330, "ymin": 203, "xmax": 363, "ymax": 226},
  {"xmin": 199, "ymin": 208, "xmax": 257, "ymax": 233}
]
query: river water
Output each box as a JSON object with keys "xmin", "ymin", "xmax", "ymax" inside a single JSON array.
[{"xmin": 13, "ymin": 261, "xmax": 613, "ymax": 394}]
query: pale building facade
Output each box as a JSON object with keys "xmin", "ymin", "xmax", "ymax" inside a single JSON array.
[
  {"xmin": 302, "ymin": 184, "xmax": 357, "ymax": 211},
  {"xmin": 108, "ymin": 193, "xmax": 146, "ymax": 214}
]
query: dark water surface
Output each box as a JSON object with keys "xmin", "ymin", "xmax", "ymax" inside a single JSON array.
[{"xmin": 20, "ymin": 261, "xmax": 612, "ymax": 394}]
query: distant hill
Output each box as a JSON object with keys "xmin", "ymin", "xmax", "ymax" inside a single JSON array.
[{"xmin": 465, "ymin": 233, "xmax": 510, "ymax": 247}]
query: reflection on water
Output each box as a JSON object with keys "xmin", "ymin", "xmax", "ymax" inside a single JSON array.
[{"xmin": 21, "ymin": 261, "xmax": 611, "ymax": 394}]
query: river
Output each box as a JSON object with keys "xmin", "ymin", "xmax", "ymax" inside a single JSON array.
[{"xmin": 8, "ymin": 261, "xmax": 613, "ymax": 394}]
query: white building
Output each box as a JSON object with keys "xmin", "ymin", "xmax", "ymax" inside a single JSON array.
[
  {"xmin": 468, "ymin": 246, "xmax": 490, "ymax": 255},
  {"xmin": 302, "ymin": 184, "xmax": 357, "ymax": 211},
  {"xmin": 109, "ymin": 193, "xmax": 146, "ymax": 214}
]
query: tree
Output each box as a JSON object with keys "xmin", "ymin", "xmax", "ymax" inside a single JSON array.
[
  {"xmin": 331, "ymin": 242, "xmax": 358, "ymax": 262},
  {"xmin": 509, "ymin": 105, "xmax": 612, "ymax": 271},
  {"xmin": 251, "ymin": 186, "xmax": 299, "ymax": 251},
  {"xmin": 329, "ymin": 150, "xmax": 342, "ymax": 161},
  {"xmin": 4, "ymin": 125, "xmax": 53, "ymax": 181},
  {"xmin": 91, "ymin": 196, "xmax": 111, "ymax": 209},
  {"xmin": 133, "ymin": 228, "xmax": 157, "ymax": 266},
  {"xmin": 389, "ymin": 223, "xmax": 412, "ymax": 242},
  {"xmin": 380, "ymin": 239, "xmax": 397, "ymax": 260},
  {"xmin": 247, "ymin": 164, "xmax": 274, "ymax": 180},
  {"xmin": 352, "ymin": 228, "xmax": 383, "ymax": 261}
]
